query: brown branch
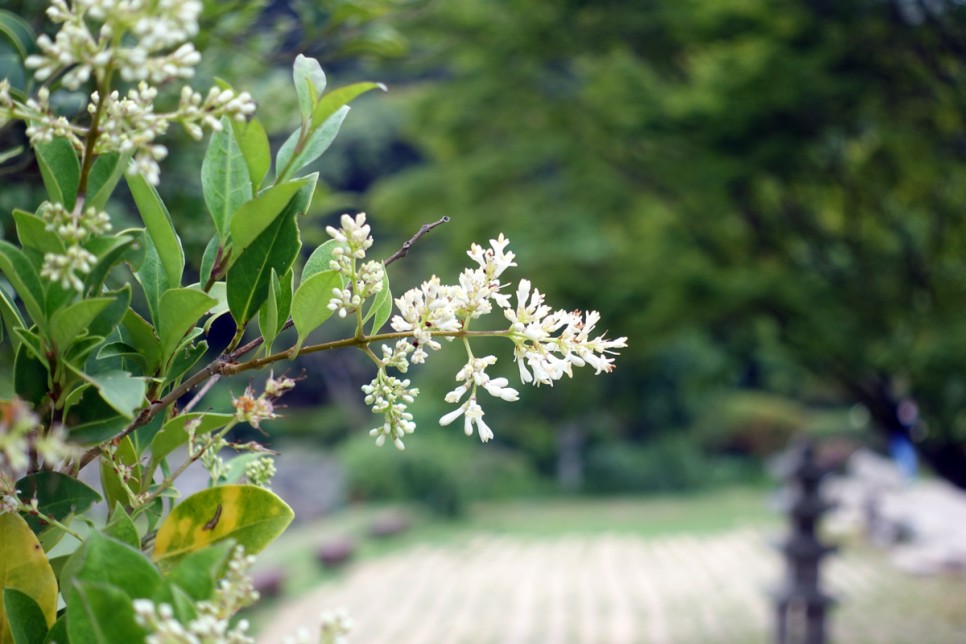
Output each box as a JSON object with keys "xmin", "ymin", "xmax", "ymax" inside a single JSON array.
[{"xmin": 383, "ymin": 216, "xmax": 450, "ymax": 266}]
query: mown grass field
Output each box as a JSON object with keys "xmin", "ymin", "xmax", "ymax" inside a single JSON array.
[{"xmin": 248, "ymin": 488, "xmax": 966, "ymax": 643}]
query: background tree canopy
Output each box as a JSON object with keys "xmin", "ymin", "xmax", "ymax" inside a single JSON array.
[{"xmin": 359, "ymin": 0, "xmax": 966, "ymax": 487}]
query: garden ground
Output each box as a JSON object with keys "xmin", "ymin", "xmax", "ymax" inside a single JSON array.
[{"xmin": 250, "ymin": 488, "xmax": 966, "ymax": 643}]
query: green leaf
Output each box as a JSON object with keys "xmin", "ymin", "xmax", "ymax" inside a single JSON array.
[
  {"xmin": 0, "ymin": 513, "xmax": 57, "ymax": 642},
  {"xmin": 152, "ymin": 485, "xmax": 294, "ymax": 568},
  {"xmin": 202, "ymin": 281, "xmax": 230, "ymax": 334},
  {"xmin": 302, "ymin": 239, "xmax": 346, "ymax": 283},
  {"xmin": 120, "ymin": 308, "xmax": 160, "ymax": 374},
  {"xmin": 40, "ymin": 617, "xmax": 65, "ymax": 644},
  {"xmin": 0, "ymin": 285, "xmax": 24, "ymax": 351},
  {"xmin": 103, "ymin": 506, "xmax": 139, "ymax": 550},
  {"xmin": 227, "ymin": 180, "xmax": 311, "ymax": 325},
  {"xmin": 67, "ymin": 580, "xmax": 147, "ymax": 644},
  {"xmin": 150, "ymin": 412, "xmax": 234, "ymax": 463},
  {"xmin": 258, "ymin": 269, "xmax": 292, "ymax": 354},
  {"xmin": 310, "ymin": 80, "xmax": 386, "ymax": 130},
  {"xmin": 230, "ymin": 117, "xmax": 270, "ymax": 192},
  {"xmin": 200, "ymin": 236, "xmax": 221, "ymax": 287},
  {"xmin": 165, "ymin": 541, "xmax": 235, "ymax": 602},
  {"xmin": 227, "ymin": 179, "xmax": 307, "ymax": 269},
  {"xmin": 276, "ymin": 106, "xmax": 349, "ymax": 182},
  {"xmin": 163, "ymin": 338, "xmax": 207, "ymax": 385},
  {"xmin": 61, "ymin": 532, "xmax": 162, "ymax": 601},
  {"xmin": 86, "ymin": 285, "xmax": 131, "ymax": 339},
  {"xmin": 96, "ymin": 437, "xmax": 139, "ymax": 511},
  {"xmin": 202, "ymin": 117, "xmax": 253, "ymax": 242},
  {"xmin": 49, "ymin": 297, "xmax": 112, "ymax": 356},
  {"xmin": 292, "ymin": 270, "xmax": 340, "ymax": 343},
  {"xmin": 71, "ymin": 369, "xmax": 146, "ymax": 419},
  {"xmin": 86, "ymin": 152, "xmax": 130, "ymax": 212},
  {"xmin": 83, "ymin": 230, "xmax": 144, "ymax": 296},
  {"xmin": 14, "ymin": 472, "xmax": 102, "ymax": 543},
  {"xmin": 293, "ymin": 54, "xmax": 326, "ymax": 120},
  {"xmin": 125, "ymin": 170, "xmax": 184, "ymax": 288},
  {"xmin": 136, "ymin": 236, "xmax": 169, "ymax": 325},
  {"xmin": 157, "ymin": 288, "xmax": 216, "ymax": 367},
  {"xmin": 367, "ymin": 270, "xmax": 392, "ymax": 333},
  {"xmin": 12, "ymin": 210, "xmax": 64, "ymax": 256},
  {"xmin": 4, "ymin": 588, "xmax": 48, "ymax": 644},
  {"xmin": 34, "ymin": 138, "xmax": 79, "ymax": 211},
  {"xmin": 0, "ymin": 10, "xmax": 36, "ymax": 61},
  {"xmin": 0, "ymin": 240, "xmax": 45, "ymax": 330},
  {"xmin": 13, "ymin": 341, "xmax": 48, "ymax": 409}
]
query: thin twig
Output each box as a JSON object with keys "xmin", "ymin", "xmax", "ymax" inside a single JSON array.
[
  {"xmin": 181, "ymin": 374, "xmax": 221, "ymax": 415},
  {"xmin": 383, "ymin": 216, "xmax": 450, "ymax": 266}
]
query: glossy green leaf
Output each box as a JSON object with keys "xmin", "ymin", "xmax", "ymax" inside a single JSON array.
[
  {"xmin": 310, "ymin": 80, "xmax": 386, "ymax": 130},
  {"xmin": 136, "ymin": 236, "xmax": 168, "ymax": 325},
  {"xmin": 227, "ymin": 180, "xmax": 310, "ymax": 325},
  {"xmin": 13, "ymin": 341, "xmax": 48, "ymax": 409},
  {"xmin": 103, "ymin": 506, "xmax": 139, "ymax": 550},
  {"xmin": 12, "ymin": 210, "xmax": 64, "ymax": 256},
  {"xmin": 61, "ymin": 531, "xmax": 162, "ymax": 602},
  {"xmin": 49, "ymin": 297, "xmax": 112, "ymax": 356},
  {"xmin": 83, "ymin": 230, "xmax": 144, "ymax": 295},
  {"xmin": 86, "ymin": 152, "xmax": 130, "ymax": 212},
  {"xmin": 202, "ymin": 281, "xmax": 229, "ymax": 334},
  {"xmin": 157, "ymin": 288, "xmax": 216, "ymax": 367},
  {"xmin": 0, "ymin": 513, "xmax": 57, "ymax": 643},
  {"xmin": 15, "ymin": 472, "xmax": 102, "ymax": 544},
  {"xmin": 35, "ymin": 138, "xmax": 79, "ymax": 211},
  {"xmin": 150, "ymin": 412, "xmax": 234, "ymax": 463},
  {"xmin": 67, "ymin": 580, "xmax": 147, "ymax": 644},
  {"xmin": 152, "ymin": 485, "xmax": 293, "ymax": 567},
  {"xmin": 203, "ymin": 117, "xmax": 253, "ymax": 242},
  {"xmin": 293, "ymin": 54, "xmax": 326, "ymax": 119},
  {"xmin": 121, "ymin": 309, "xmax": 160, "ymax": 374},
  {"xmin": 258, "ymin": 268, "xmax": 292, "ymax": 354},
  {"xmin": 96, "ymin": 437, "xmax": 139, "ymax": 511},
  {"xmin": 367, "ymin": 270, "xmax": 392, "ymax": 333},
  {"xmin": 86, "ymin": 285, "xmax": 131, "ymax": 340},
  {"xmin": 0, "ymin": 285, "xmax": 24, "ymax": 351},
  {"xmin": 71, "ymin": 369, "xmax": 146, "ymax": 419},
  {"xmin": 227, "ymin": 179, "xmax": 306, "ymax": 269},
  {"xmin": 165, "ymin": 541, "xmax": 235, "ymax": 602},
  {"xmin": 0, "ymin": 10, "xmax": 35, "ymax": 61},
  {"xmin": 230, "ymin": 117, "xmax": 270, "ymax": 191},
  {"xmin": 41, "ymin": 617, "xmax": 65, "ymax": 644},
  {"xmin": 125, "ymin": 170, "xmax": 184, "ymax": 288},
  {"xmin": 276, "ymin": 106, "xmax": 349, "ymax": 182},
  {"xmin": 0, "ymin": 240, "xmax": 45, "ymax": 329},
  {"xmin": 302, "ymin": 239, "xmax": 346, "ymax": 283},
  {"xmin": 4, "ymin": 588, "xmax": 47, "ymax": 644},
  {"xmin": 200, "ymin": 236, "xmax": 221, "ymax": 287},
  {"xmin": 292, "ymin": 270, "xmax": 340, "ymax": 343},
  {"xmin": 164, "ymin": 338, "xmax": 207, "ymax": 385}
]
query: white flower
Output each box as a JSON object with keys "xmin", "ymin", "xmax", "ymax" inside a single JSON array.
[{"xmin": 363, "ymin": 372, "xmax": 419, "ymax": 449}]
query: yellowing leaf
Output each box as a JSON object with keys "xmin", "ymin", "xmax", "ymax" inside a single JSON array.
[
  {"xmin": 152, "ymin": 485, "xmax": 293, "ymax": 568},
  {"xmin": 0, "ymin": 513, "xmax": 57, "ymax": 643}
]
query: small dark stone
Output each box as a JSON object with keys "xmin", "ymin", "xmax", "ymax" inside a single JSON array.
[
  {"xmin": 252, "ymin": 568, "xmax": 285, "ymax": 598},
  {"xmin": 316, "ymin": 537, "xmax": 356, "ymax": 568},
  {"xmin": 368, "ymin": 512, "xmax": 410, "ymax": 538}
]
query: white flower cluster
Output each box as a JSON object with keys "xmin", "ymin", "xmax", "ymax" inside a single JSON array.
[
  {"xmin": 325, "ymin": 213, "xmax": 384, "ymax": 319},
  {"xmin": 26, "ymin": 0, "xmax": 203, "ymax": 89},
  {"xmin": 362, "ymin": 371, "xmax": 418, "ymax": 450},
  {"xmin": 244, "ymin": 457, "xmax": 276, "ymax": 488},
  {"xmin": 282, "ymin": 608, "xmax": 353, "ymax": 644},
  {"xmin": 8, "ymin": 0, "xmax": 256, "ymax": 185},
  {"xmin": 0, "ymin": 398, "xmax": 77, "ymax": 475},
  {"xmin": 38, "ymin": 200, "xmax": 112, "ymax": 292},
  {"xmin": 338, "ymin": 229, "xmax": 626, "ymax": 447},
  {"xmin": 133, "ymin": 546, "xmax": 258, "ymax": 644}
]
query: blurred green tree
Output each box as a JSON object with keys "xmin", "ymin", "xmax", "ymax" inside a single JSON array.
[{"xmin": 367, "ymin": 0, "xmax": 966, "ymax": 486}]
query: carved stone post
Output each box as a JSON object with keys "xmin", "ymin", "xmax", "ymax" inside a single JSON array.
[{"xmin": 772, "ymin": 440, "xmax": 837, "ymax": 644}]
